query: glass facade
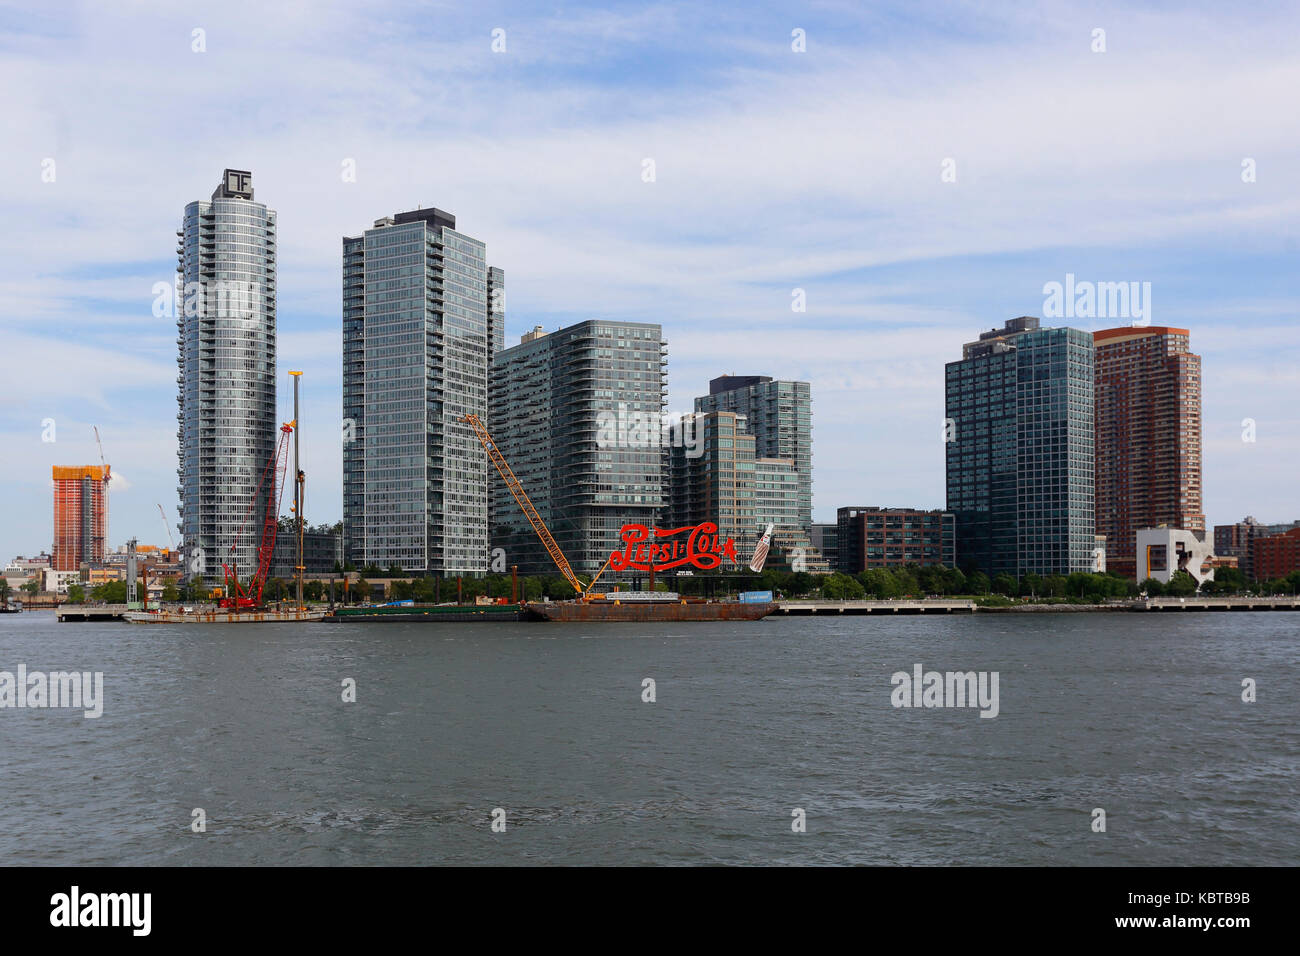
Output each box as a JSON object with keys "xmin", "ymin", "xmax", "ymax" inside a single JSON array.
[
  {"xmin": 342, "ymin": 208, "xmax": 489, "ymax": 573},
  {"xmin": 694, "ymin": 376, "xmax": 812, "ymax": 531},
  {"xmin": 176, "ymin": 170, "xmax": 277, "ymax": 581},
  {"xmin": 945, "ymin": 318, "xmax": 1095, "ymax": 576},
  {"xmin": 668, "ymin": 411, "xmax": 829, "ymax": 573},
  {"xmin": 490, "ymin": 321, "xmax": 667, "ymax": 576}
]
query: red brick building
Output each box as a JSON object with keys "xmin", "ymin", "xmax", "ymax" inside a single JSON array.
[
  {"xmin": 1253, "ymin": 527, "xmax": 1300, "ymax": 582},
  {"xmin": 52, "ymin": 465, "xmax": 110, "ymax": 571},
  {"xmin": 1093, "ymin": 327, "xmax": 1203, "ymax": 578}
]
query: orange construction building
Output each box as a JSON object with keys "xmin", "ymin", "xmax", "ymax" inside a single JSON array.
[{"xmin": 52, "ymin": 465, "xmax": 110, "ymax": 571}]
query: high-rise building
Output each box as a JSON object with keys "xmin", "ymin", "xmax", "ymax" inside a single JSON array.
[
  {"xmin": 52, "ymin": 465, "xmax": 110, "ymax": 571},
  {"xmin": 945, "ymin": 317, "xmax": 1095, "ymax": 577},
  {"xmin": 343, "ymin": 207, "xmax": 490, "ymax": 573},
  {"xmin": 177, "ymin": 169, "xmax": 277, "ymax": 580},
  {"xmin": 694, "ymin": 376, "xmax": 812, "ymax": 531},
  {"xmin": 490, "ymin": 320, "xmax": 666, "ymax": 576},
  {"xmin": 836, "ymin": 506, "xmax": 955, "ymax": 572},
  {"xmin": 668, "ymin": 410, "xmax": 829, "ymax": 573},
  {"xmin": 667, "ymin": 410, "xmax": 756, "ymax": 558},
  {"xmin": 1093, "ymin": 326, "xmax": 1203, "ymax": 578},
  {"xmin": 487, "ymin": 266, "xmax": 506, "ymax": 365}
]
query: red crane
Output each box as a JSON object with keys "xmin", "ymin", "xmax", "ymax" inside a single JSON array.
[{"xmin": 219, "ymin": 420, "xmax": 294, "ymax": 609}]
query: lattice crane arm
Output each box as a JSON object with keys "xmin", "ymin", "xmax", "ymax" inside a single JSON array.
[{"xmin": 462, "ymin": 414, "xmax": 584, "ymax": 596}]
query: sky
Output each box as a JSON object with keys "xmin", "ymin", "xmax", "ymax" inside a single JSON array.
[{"xmin": 1, "ymin": 0, "xmax": 1297, "ymax": 562}]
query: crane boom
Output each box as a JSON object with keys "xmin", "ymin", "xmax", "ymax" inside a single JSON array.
[
  {"xmin": 462, "ymin": 414, "xmax": 584, "ymax": 596},
  {"xmin": 157, "ymin": 503, "xmax": 175, "ymax": 550}
]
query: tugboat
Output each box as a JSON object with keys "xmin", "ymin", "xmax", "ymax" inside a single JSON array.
[{"xmin": 126, "ymin": 371, "xmax": 325, "ymax": 625}]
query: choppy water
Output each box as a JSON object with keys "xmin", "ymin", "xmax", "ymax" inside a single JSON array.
[{"xmin": 0, "ymin": 610, "xmax": 1295, "ymax": 865}]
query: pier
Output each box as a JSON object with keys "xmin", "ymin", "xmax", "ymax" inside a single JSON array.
[
  {"xmin": 775, "ymin": 599, "xmax": 977, "ymax": 615},
  {"xmin": 1136, "ymin": 596, "xmax": 1300, "ymax": 612},
  {"xmin": 56, "ymin": 604, "xmax": 131, "ymax": 622}
]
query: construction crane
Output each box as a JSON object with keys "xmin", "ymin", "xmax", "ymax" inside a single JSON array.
[
  {"xmin": 92, "ymin": 426, "xmax": 108, "ymax": 475},
  {"xmin": 92, "ymin": 426, "xmax": 111, "ymax": 552},
  {"xmin": 462, "ymin": 413, "xmax": 609, "ymax": 599},
  {"xmin": 157, "ymin": 503, "xmax": 175, "ymax": 552},
  {"xmin": 219, "ymin": 420, "xmax": 294, "ymax": 609}
]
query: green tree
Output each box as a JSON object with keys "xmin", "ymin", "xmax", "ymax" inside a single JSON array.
[
  {"xmin": 966, "ymin": 570, "xmax": 990, "ymax": 595},
  {"xmin": 1019, "ymin": 573, "xmax": 1044, "ymax": 599},
  {"xmin": 162, "ymin": 581, "xmax": 179, "ymax": 602},
  {"xmin": 944, "ymin": 567, "xmax": 967, "ymax": 595},
  {"xmin": 91, "ymin": 580, "xmax": 127, "ymax": 603},
  {"xmin": 822, "ymin": 573, "xmax": 864, "ymax": 600},
  {"xmin": 0, "ymin": 579, "xmax": 11, "ymax": 603},
  {"xmin": 66, "ymin": 583, "xmax": 86, "ymax": 604},
  {"xmin": 1139, "ymin": 577, "xmax": 1164, "ymax": 596},
  {"xmin": 1044, "ymin": 575, "xmax": 1067, "ymax": 598},
  {"xmin": 1165, "ymin": 570, "xmax": 1198, "ymax": 596},
  {"xmin": 917, "ymin": 565, "xmax": 946, "ymax": 595},
  {"xmin": 991, "ymin": 573, "xmax": 1016, "ymax": 596},
  {"xmin": 21, "ymin": 578, "xmax": 41, "ymax": 596}
]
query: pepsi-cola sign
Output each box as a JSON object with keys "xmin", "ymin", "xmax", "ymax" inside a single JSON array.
[{"xmin": 609, "ymin": 523, "xmax": 738, "ymax": 572}]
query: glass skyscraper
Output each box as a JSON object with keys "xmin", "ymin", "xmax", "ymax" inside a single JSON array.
[
  {"xmin": 342, "ymin": 207, "xmax": 493, "ymax": 573},
  {"xmin": 176, "ymin": 169, "xmax": 277, "ymax": 582},
  {"xmin": 945, "ymin": 317, "xmax": 1095, "ymax": 577},
  {"xmin": 694, "ymin": 376, "xmax": 813, "ymax": 532},
  {"xmin": 489, "ymin": 320, "xmax": 667, "ymax": 576}
]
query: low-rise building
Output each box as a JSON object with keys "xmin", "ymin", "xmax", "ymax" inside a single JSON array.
[
  {"xmin": 1135, "ymin": 527, "xmax": 1215, "ymax": 585},
  {"xmin": 1214, "ymin": 517, "xmax": 1300, "ymax": 580},
  {"xmin": 836, "ymin": 507, "xmax": 956, "ymax": 572},
  {"xmin": 1252, "ymin": 527, "xmax": 1300, "ymax": 582},
  {"xmin": 810, "ymin": 523, "xmax": 839, "ymax": 571}
]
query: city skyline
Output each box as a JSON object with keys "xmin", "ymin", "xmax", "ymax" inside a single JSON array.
[{"xmin": 3, "ymin": 2, "xmax": 1298, "ymax": 563}]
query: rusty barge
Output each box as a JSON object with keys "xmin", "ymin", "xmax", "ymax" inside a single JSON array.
[{"xmin": 523, "ymin": 599, "xmax": 775, "ymax": 623}]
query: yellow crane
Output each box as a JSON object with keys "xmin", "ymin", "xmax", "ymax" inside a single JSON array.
[{"xmin": 462, "ymin": 414, "xmax": 610, "ymax": 599}]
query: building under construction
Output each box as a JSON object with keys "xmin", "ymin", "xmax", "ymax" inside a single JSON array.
[{"xmin": 52, "ymin": 465, "xmax": 110, "ymax": 571}]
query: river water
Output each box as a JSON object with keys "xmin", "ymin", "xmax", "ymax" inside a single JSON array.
[{"xmin": 0, "ymin": 610, "xmax": 1295, "ymax": 865}]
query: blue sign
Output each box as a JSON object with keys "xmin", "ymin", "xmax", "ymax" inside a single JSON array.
[{"xmin": 738, "ymin": 590, "xmax": 774, "ymax": 604}]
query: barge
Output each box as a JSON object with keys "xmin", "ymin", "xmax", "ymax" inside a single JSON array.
[{"xmin": 524, "ymin": 598, "xmax": 775, "ymax": 623}]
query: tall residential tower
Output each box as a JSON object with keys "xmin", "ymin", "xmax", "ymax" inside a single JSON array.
[
  {"xmin": 945, "ymin": 317, "xmax": 1095, "ymax": 577},
  {"xmin": 489, "ymin": 320, "xmax": 667, "ymax": 576},
  {"xmin": 343, "ymin": 207, "xmax": 493, "ymax": 573},
  {"xmin": 694, "ymin": 376, "xmax": 813, "ymax": 531},
  {"xmin": 176, "ymin": 169, "xmax": 277, "ymax": 581},
  {"xmin": 1093, "ymin": 326, "xmax": 1203, "ymax": 578}
]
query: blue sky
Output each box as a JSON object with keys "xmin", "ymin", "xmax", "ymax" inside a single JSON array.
[{"xmin": 1, "ymin": 0, "xmax": 1297, "ymax": 561}]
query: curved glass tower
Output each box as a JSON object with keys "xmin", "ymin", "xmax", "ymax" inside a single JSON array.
[{"xmin": 176, "ymin": 169, "xmax": 277, "ymax": 582}]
